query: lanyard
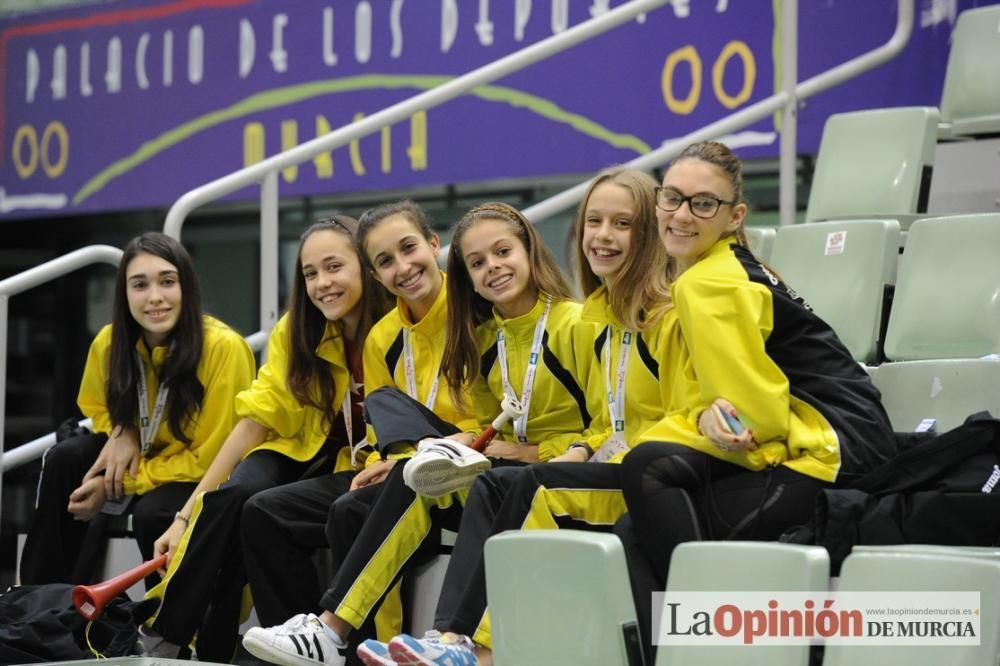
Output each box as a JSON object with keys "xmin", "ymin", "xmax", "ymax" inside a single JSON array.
[
  {"xmin": 342, "ymin": 376, "xmax": 369, "ymax": 466},
  {"xmin": 402, "ymin": 328, "xmax": 441, "ymax": 410},
  {"xmin": 134, "ymin": 351, "xmax": 169, "ymax": 457},
  {"xmin": 496, "ymin": 299, "xmax": 551, "ymax": 443},
  {"xmin": 605, "ymin": 327, "xmax": 633, "ymax": 439}
]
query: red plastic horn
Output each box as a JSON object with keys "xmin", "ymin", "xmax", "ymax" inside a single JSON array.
[
  {"xmin": 470, "ymin": 395, "xmax": 524, "ymax": 452},
  {"xmin": 72, "ymin": 554, "xmax": 167, "ymax": 620}
]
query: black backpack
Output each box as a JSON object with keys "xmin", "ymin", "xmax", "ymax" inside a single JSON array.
[
  {"xmin": 782, "ymin": 412, "xmax": 1000, "ymax": 573},
  {"xmin": 0, "ymin": 583, "xmax": 158, "ymax": 664}
]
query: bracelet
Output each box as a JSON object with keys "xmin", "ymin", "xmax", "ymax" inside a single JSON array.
[
  {"xmin": 174, "ymin": 512, "xmax": 190, "ymax": 525},
  {"xmin": 568, "ymin": 443, "xmax": 594, "ymax": 460}
]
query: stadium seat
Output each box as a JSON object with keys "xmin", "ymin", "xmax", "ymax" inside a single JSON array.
[
  {"xmin": 770, "ymin": 219, "xmax": 900, "ymax": 363},
  {"xmin": 884, "ymin": 214, "xmax": 1000, "ymax": 361},
  {"xmin": 938, "ymin": 5, "xmax": 1000, "ymax": 139},
  {"xmin": 656, "ymin": 542, "xmax": 829, "ymax": 666},
  {"xmin": 874, "ymin": 214, "xmax": 1000, "ymax": 430},
  {"xmin": 805, "ymin": 107, "xmax": 938, "ymax": 226},
  {"xmin": 745, "ymin": 226, "xmax": 777, "ymax": 263},
  {"xmin": 852, "ymin": 544, "xmax": 1000, "ymax": 559},
  {"xmin": 873, "ymin": 359, "xmax": 1000, "ymax": 432},
  {"xmin": 823, "ymin": 550, "xmax": 1000, "ymax": 666},
  {"xmin": 485, "ymin": 530, "xmax": 643, "ymax": 666}
]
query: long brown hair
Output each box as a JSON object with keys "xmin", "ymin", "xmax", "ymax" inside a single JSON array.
[
  {"xmin": 107, "ymin": 232, "xmax": 204, "ymax": 445},
  {"xmin": 573, "ymin": 166, "xmax": 671, "ymax": 329},
  {"xmin": 443, "ymin": 202, "xmax": 572, "ymax": 393},
  {"xmin": 286, "ymin": 216, "xmax": 392, "ymax": 429}
]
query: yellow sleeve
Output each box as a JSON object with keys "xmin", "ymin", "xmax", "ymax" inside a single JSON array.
[
  {"xmin": 471, "ymin": 373, "xmax": 502, "ymax": 438},
  {"xmin": 449, "ymin": 408, "xmax": 479, "ymax": 437},
  {"xmin": 132, "ymin": 328, "xmax": 256, "ymax": 494},
  {"xmin": 534, "ymin": 310, "xmax": 597, "ymax": 461},
  {"xmin": 77, "ymin": 327, "xmax": 113, "ymax": 436},
  {"xmin": 574, "ymin": 323, "xmax": 612, "ymax": 455},
  {"xmin": 235, "ymin": 317, "xmax": 307, "ymax": 439},
  {"xmin": 675, "ymin": 273, "xmax": 790, "ymax": 445},
  {"xmin": 536, "ymin": 432, "xmax": 584, "ymax": 461},
  {"xmin": 363, "ymin": 444, "xmax": 417, "ymax": 469},
  {"xmin": 362, "ymin": 322, "xmax": 398, "ymax": 449}
]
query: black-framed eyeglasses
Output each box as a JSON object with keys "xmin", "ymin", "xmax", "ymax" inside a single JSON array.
[{"xmin": 655, "ymin": 186, "xmax": 736, "ymax": 219}]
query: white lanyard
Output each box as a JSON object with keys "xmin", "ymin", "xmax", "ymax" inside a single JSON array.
[
  {"xmin": 342, "ymin": 378, "xmax": 368, "ymax": 466},
  {"xmin": 496, "ymin": 299, "xmax": 551, "ymax": 443},
  {"xmin": 402, "ymin": 328, "xmax": 441, "ymax": 410},
  {"xmin": 134, "ymin": 351, "xmax": 169, "ymax": 457},
  {"xmin": 605, "ymin": 327, "xmax": 633, "ymax": 439}
]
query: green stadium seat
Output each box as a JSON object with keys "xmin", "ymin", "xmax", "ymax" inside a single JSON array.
[
  {"xmin": 485, "ymin": 530, "xmax": 642, "ymax": 666},
  {"xmin": 806, "ymin": 107, "xmax": 938, "ymax": 226},
  {"xmin": 770, "ymin": 219, "xmax": 900, "ymax": 363},
  {"xmin": 874, "ymin": 214, "xmax": 1000, "ymax": 430},
  {"xmin": 745, "ymin": 226, "xmax": 777, "ymax": 263},
  {"xmin": 884, "ymin": 214, "xmax": 1000, "ymax": 361},
  {"xmin": 656, "ymin": 542, "xmax": 829, "ymax": 666},
  {"xmin": 873, "ymin": 359, "xmax": 1000, "ymax": 432},
  {"xmin": 823, "ymin": 550, "xmax": 1000, "ymax": 666},
  {"xmin": 939, "ymin": 5, "xmax": 1000, "ymax": 139},
  {"xmin": 852, "ymin": 544, "xmax": 1000, "ymax": 559}
]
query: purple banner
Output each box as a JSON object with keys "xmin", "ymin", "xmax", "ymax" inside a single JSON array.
[{"xmin": 0, "ymin": 0, "xmax": 992, "ymax": 220}]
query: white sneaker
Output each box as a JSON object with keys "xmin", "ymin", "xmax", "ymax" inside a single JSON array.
[
  {"xmin": 402, "ymin": 438, "xmax": 491, "ymax": 498},
  {"xmin": 242, "ymin": 613, "xmax": 345, "ymax": 666},
  {"xmin": 356, "ymin": 638, "xmax": 395, "ymax": 665},
  {"xmin": 387, "ymin": 630, "xmax": 478, "ymax": 665}
]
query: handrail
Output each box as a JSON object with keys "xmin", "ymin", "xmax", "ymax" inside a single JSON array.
[
  {"xmin": 0, "ymin": 256, "xmax": 269, "ymax": 476},
  {"xmin": 517, "ymin": 0, "xmax": 914, "ymax": 227},
  {"xmin": 0, "ymin": 0, "xmax": 917, "ymax": 507},
  {"xmin": 0, "ymin": 2, "xmax": 670, "ymax": 511},
  {"xmin": 2, "ymin": 418, "xmax": 91, "ymax": 472},
  {"xmin": 0, "ymin": 245, "xmax": 123, "ymax": 518},
  {"xmin": 161, "ymin": 0, "xmax": 671, "ymax": 347}
]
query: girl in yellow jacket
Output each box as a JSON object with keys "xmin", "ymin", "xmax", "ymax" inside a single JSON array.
[
  {"xmin": 621, "ymin": 141, "xmax": 895, "ymax": 662},
  {"xmin": 372, "ymin": 169, "xmax": 676, "ymax": 664},
  {"xmin": 145, "ymin": 216, "xmax": 391, "ymax": 662},
  {"xmin": 20, "ymin": 232, "xmax": 254, "ymax": 588},
  {"xmin": 242, "ymin": 202, "xmax": 594, "ymax": 666},
  {"xmin": 240, "ymin": 201, "xmax": 477, "ymax": 634}
]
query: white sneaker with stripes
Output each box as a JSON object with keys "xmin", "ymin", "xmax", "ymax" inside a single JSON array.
[
  {"xmin": 402, "ymin": 438, "xmax": 491, "ymax": 498},
  {"xmin": 242, "ymin": 613, "xmax": 344, "ymax": 666}
]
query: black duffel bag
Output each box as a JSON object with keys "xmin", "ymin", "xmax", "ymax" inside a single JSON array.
[{"xmin": 0, "ymin": 583, "xmax": 158, "ymax": 664}]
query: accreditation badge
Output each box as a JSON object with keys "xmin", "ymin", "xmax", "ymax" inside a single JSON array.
[{"xmin": 589, "ymin": 436, "xmax": 630, "ymax": 463}]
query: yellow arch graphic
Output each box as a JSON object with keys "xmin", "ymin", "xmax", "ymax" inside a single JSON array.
[{"xmin": 72, "ymin": 74, "xmax": 652, "ymax": 205}]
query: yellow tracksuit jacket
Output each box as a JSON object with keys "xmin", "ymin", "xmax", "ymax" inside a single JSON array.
[
  {"xmin": 471, "ymin": 296, "xmax": 595, "ymax": 460},
  {"xmin": 638, "ymin": 238, "xmax": 894, "ymax": 482},
  {"xmin": 77, "ymin": 315, "xmax": 255, "ymax": 496},
  {"xmin": 362, "ymin": 281, "xmax": 477, "ymax": 461},
  {"xmin": 236, "ymin": 313, "xmax": 366, "ymax": 473}
]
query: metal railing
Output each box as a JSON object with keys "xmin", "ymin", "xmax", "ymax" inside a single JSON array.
[
  {"xmin": 0, "ymin": 245, "xmax": 123, "ymax": 513},
  {"xmin": 0, "ymin": 0, "xmax": 670, "ymax": 523},
  {"xmin": 518, "ymin": 0, "xmax": 914, "ymax": 227},
  {"xmin": 0, "ymin": 0, "xmax": 917, "ymax": 515},
  {"xmin": 162, "ymin": 0, "xmax": 672, "ymax": 352}
]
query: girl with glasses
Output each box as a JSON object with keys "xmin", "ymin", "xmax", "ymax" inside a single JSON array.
[{"xmin": 621, "ymin": 140, "xmax": 896, "ymax": 662}]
